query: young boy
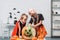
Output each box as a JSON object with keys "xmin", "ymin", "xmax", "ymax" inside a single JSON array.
[{"xmin": 11, "ymin": 13, "xmax": 28, "ymax": 38}]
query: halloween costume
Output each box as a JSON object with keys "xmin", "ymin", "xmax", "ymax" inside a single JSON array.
[
  {"xmin": 29, "ymin": 14, "xmax": 47, "ymax": 40},
  {"xmin": 12, "ymin": 21, "xmax": 26, "ymax": 37}
]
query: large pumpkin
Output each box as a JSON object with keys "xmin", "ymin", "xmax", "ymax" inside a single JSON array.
[{"xmin": 22, "ymin": 25, "xmax": 36, "ymax": 40}]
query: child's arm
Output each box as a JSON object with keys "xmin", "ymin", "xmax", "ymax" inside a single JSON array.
[
  {"xmin": 30, "ymin": 20, "xmax": 42, "ymax": 28},
  {"xmin": 34, "ymin": 20, "xmax": 42, "ymax": 27},
  {"xmin": 18, "ymin": 23, "xmax": 21, "ymax": 38},
  {"xmin": 19, "ymin": 27, "xmax": 20, "ymax": 38},
  {"xmin": 12, "ymin": 22, "xmax": 18, "ymax": 36}
]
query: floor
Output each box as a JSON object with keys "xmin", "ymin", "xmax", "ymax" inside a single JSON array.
[{"xmin": 0, "ymin": 37, "xmax": 60, "ymax": 40}]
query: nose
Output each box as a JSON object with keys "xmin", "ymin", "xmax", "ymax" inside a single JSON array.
[{"xmin": 27, "ymin": 32, "xmax": 29, "ymax": 34}]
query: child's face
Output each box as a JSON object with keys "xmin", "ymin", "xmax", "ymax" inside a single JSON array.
[
  {"xmin": 29, "ymin": 9, "xmax": 36, "ymax": 17},
  {"xmin": 22, "ymin": 15, "xmax": 27, "ymax": 24}
]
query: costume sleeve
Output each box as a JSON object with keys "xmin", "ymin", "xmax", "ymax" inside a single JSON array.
[{"xmin": 12, "ymin": 22, "xmax": 19, "ymax": 36}]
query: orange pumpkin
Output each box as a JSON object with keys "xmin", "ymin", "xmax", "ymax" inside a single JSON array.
[
  {"xmin": 16, "ymin": 38, "xmax": 20, "ymax": 40},
  {"xmin": 22, "ymin": 26, "xmax": 36, "ymax": 40},
  {"xmin": 10, "ymin": 35, "xmax": 20, "ymax": 40},
  {"xmin": 32, "ymin": 37, "xmax": 37, "ymax": 40}
]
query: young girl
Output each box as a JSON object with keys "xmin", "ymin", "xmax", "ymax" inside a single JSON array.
[
  {"xmin": 11, "ymin": 13, "xmax": 28, "ymax": 40},
  {"xmin": 29, "ymin": 9, "xmax": 47, "ymax": 40}
]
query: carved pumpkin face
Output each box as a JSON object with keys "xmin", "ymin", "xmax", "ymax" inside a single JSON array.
[
  {"xmin": 22, "ymin": 26, "xmax": 36, "ymax": 40},
  {"xmin": 24, "ymin": 28, "xmax": 32, "ymax": 37}
]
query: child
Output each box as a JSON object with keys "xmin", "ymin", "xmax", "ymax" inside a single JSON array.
[
  {"xmin": 29, "ymin": 9, "xmax": 47, "ymax": 40},
  {"xmin": 10, "ymin": 13, "xmax": 28, "ymax": 40}
]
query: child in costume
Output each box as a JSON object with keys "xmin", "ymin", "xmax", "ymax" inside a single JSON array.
[
  {"xmin": 10, "ymin": 13, "xmax": 28, "ymax": 40},
  {"xmin": 29, "ymin": 9, "xmax": 47, "ymax": 40}
]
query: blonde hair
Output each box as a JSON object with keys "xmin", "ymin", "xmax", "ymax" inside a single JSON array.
[
  {"xmin": 20, "ymin": 13, "xmax": 28, "ymax": 20},
  {"xmin": 29, "ymin": 9, "xmax": 36, "ymax": 15}
]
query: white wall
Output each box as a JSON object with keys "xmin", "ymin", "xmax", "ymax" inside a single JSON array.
[{"xmin": 0, "ymin": 0, "xmax": 51, "ymax": 37}]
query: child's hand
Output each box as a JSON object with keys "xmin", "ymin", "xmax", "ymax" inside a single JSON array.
[
  {"xmin": 29, "ymin": 24, "xmax": 32, "ymax": 26},
  {"xmin": 19, "ymin": 36, "xmax": 22, "ymax": 38},
  {"xmin": 29, "ymin": 24, "xmax": 35, "ymax": 28}
]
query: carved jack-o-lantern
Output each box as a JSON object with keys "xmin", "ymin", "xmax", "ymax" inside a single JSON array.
[{"xmin": 22, "ymin": 25, "xmax": 36, "ymax": 40}]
